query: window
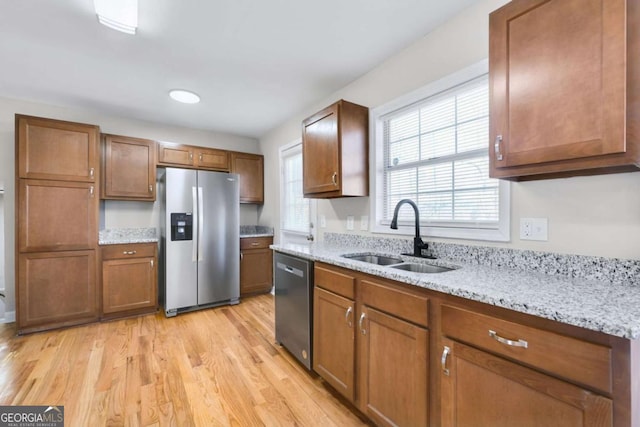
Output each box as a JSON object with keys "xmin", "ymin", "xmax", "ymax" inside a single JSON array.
[
  {"xmin": 371, "ymin": 60, "xmax": 509, "ymax": 241},
  {"xmin": 279, "ymin": 141, "xmax": 315, "ymax": 243}
]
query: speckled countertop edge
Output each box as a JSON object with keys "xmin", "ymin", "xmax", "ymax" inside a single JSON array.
[
  {"xmin": 240, "ymin": 225, "xmax": 274, "ymax": 238},
  {"xmin": 271, "ymin": 242, "xmax": 640, "ymax": 339},
  {"xmin": 99, "ymin": 228, "xmax": 158, "ymax": 245}
]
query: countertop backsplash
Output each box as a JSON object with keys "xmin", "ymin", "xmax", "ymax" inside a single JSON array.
[{"xmin": 323, "ymin": 232, "xmax": 640, "ymax": 286}]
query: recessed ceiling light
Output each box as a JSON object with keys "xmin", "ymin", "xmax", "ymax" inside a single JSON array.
[
  {"xmin": 169, "ymin": 89, "xmax": 201, "ymax": 104},
  {"xmin": 94, "ymin": 0, "xmax": 138, "ymax": 35}
]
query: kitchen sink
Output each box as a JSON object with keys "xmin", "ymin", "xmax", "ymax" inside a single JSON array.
[
  {"xmin": 390, "ymin": 263, "xmax": 454, "ymax": 274},
  {"xmin": 342, "ymin": 254, "xmax": 404, "ymax": 266}
]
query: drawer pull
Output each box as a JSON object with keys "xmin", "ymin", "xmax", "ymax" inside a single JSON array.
[
  {"xmin": 251, "ymin": 242, "xmax": 260, "ymax": 246},
  {"xmin": 345, "ymin": 306, "xmax": 353, "ymax": 328},
  {"xmin": 441, "ymin": 346, "xmax": 450, "ymax": 376},
  {"xmin": 359, "ymin": 312, "xmax": 366, "ymax": 335},
  {"xmin": 489, "ymin": 330, "xmax": 528, "ymax": 348},
  {"xmin": 123, "ymin": 250, "xmax": 137, "ymax": 255}
]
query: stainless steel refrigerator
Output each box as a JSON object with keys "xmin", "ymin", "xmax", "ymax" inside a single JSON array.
[{"xmin": 158, "ymin": 167, "xmax": 240, "ymax": 317}]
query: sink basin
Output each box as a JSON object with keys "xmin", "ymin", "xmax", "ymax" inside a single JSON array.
[
  {"xmin": 390, "ymin": 263, "xmax": 454, "ymax": 273},
  {"xmin": 342, "ymin": 254, "xmax": 404, "ymax": 266}
]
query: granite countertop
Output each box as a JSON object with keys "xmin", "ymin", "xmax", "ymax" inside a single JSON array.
[
  {"xmin": 99, "ymin": 228, "xmax": 158, "ymax": 245},
  {"xmin": 271, "ymin": 235, "xmax": 640, "ymax": 340},
  {"xmin": 240, "ymin": 225, "xmax": 274, "ymax": 238}
]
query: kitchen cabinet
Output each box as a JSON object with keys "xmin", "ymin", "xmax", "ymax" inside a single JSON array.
[
  {"xmin": 18, "ymin": 250, "xmax": 98, "ymax": 333},
  {"xmin": 312, "ymin": 264, "xmax": 429, "ymax": 425},
  {"xmin": 101, "ymin": 134, "xmax": 156, "ymax": 201},
  {"xmin": 440, "ymin": 338, "xmax": 612, "ymax": 426},
  {"xmin": 302, "ymin": 100, "xmax": 368, "ymax": 198},
  {"xmin": 240, "ymin": 237, "xmax": 273, "ymax": 296},
  {"xmin": 16, "ymin": 115, "xmax": 99, "ymax": 182},
  {"xmin": 16, "ymin": 115, "xmax": 101, "ymax": 335},
  {"xmin": 18, "ymin": 180, "xmax": 97, "ymax": 252},
  {"xmin": 489, "ymin": 0, "xmax": 640, "ymax": 179},
  {"xmin": 231, "ymin": 152, "xmax": 264, "ymax": 204},
  {"xmin": 157, "ymin": 142, "xmax": 229, "ymax": 171},
  {"xmin": 101, "ymin": 243, "xmax": 158, "ymax": 318}
]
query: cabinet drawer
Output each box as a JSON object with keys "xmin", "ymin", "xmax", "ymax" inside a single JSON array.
[
  {"xmin": 101, "ymin": 243, "xmax": 157, "ymax": 260},
  {"xmin": 360, "ymin": 280, "xmax": 428, "ymax": 328},
  {"xmin": 441, "ymin": 305, "xmax": 612, "ymax": 393},
  {"xmin": 315, "ymin": 265, "xmax": 355, "ymax": 299},
  {"xmin": 240, "ymin": 237, "xmax": 272, "ymax": 250}
]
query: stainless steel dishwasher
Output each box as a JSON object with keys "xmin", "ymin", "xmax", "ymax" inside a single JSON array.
[{"xmin": 274, "ymin": 252, "xmax": 314, "ymax": 370}]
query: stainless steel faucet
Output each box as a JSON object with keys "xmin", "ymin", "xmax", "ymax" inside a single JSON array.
[{"xmin": 390, "ymin": 199, "xmax": 435, "ymax": 259}]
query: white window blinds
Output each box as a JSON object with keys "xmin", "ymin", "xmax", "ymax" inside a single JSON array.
[
  {"xmin": 281, "ymin": 144, "xmax": 309, "ymax": 233},
  {"xmin": 382, "ymin": 74, "xmax": 499, "ymax": 229}
]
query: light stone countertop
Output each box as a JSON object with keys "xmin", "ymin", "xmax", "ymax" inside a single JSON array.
[
  {"xmin": 271, "ymin": 240, "xmax": 640, "ymax": 340},
  {"xmin": 240, "ymin": 225, "xmax": 274, "ymax": 238},
  {"xmin": 99, "ymin": 228, "xmax": 158, "ymax": 245}
]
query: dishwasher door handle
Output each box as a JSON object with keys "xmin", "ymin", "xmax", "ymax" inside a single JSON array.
[{"xmin": 276, "ymin": 262, "xmax": 304, "ymax": 278}]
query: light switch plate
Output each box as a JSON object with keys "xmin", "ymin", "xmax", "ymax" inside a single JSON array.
[
  {"xmin": 346, "ymin": 215, "xmax": 354, "ymax": 230},
  {"xmin": 320, "ymin": 215, "xmax": 326, "ymax": 228},
  {"xmin": 360, "ymin": 215, "xmax": 369, "ymax": 230}
]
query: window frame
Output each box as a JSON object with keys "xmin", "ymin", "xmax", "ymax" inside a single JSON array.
[
  {"xmin": 279, "ymin": 139, "xmax": 316, "ymax": 244},
  {"xmin": 369, "ymin": 59, "xmax": 510, "ymax": 242}
]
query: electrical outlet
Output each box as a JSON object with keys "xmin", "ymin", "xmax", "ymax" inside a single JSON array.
[
  {"xmin": 320, "ymin": 215, "xmax": 326, "ymax": 228},
  {"xmin": 346, "ymin": 215, "xmax": 355, "ymax": 230},
  {"xmin": 520, "ymin": 217, "xmax": 548, "ymax": 241}
]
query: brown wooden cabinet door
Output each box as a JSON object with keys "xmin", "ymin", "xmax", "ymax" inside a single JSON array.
[
  {"xmin": 440, "ymin": 338, "xmax": 613, "ymax": 427},
  {"xmin": 240, "ymin": 248, "xmax": 272, "ymax": 295},
  {"xmin": 102, "ymin": 134, "xmax": 156, "ymax": 200},
  {"xmin": 18, "ymin": 250, "xmax": 98, "ymax": 333},
  {"xmin": 313, "ymin": 286, "xmax": 356, "ymax": 402},
  {"xmin": 17, "ymin": 115, "xmax": 99, "ymax": 182},
  {"xmin": 303, "ymin": 103, "xmax": 341, "ymax": 195},
  {"xmin": 102, "ymin": 256, "xmax": 157, "ymax": 314},
  {"xmin": 19, "ymin": 180, "xmax": 97, "ymax": 252},
  {"xmin": 358, "ymin": 306, "xmax": 428, "ymax": 427},
  {"xmin": 195, "ymin": 147, "xmax": 229, "ymax": 171},
  {"xmin": 490, "ymin": 0, "xmax": 628, "ymax": 178},
  {"xmin": 157, "ymin": 142, "xmax": 195, "ymax": 167},
  {"xmin": 231, "ymin": 152, "xmax": 264, "ymax": 204}
]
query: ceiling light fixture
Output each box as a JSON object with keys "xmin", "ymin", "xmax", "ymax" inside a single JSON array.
[
  {"xmin": 169, "ymin": 89, "xmax": 201, "ymax": 104},
  {"xmin": 94, "ymin": 0, "xmax": 138, "ymax": 35}
]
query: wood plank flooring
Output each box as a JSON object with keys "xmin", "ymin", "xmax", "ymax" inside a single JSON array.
[{"xmin": 0, "ymin": 294, "xmax": 369, "ymax": 426}]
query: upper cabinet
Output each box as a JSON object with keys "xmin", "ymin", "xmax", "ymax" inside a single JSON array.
[
  {"xmin": 302, "ymin": 100, "xmax": 369, "ymax": 198},
  {"xmin": 230, "ymin": 152, "xmax": 264, "ymax": 204},
  {"xmin": 101, "ymin": 134, "xmax": 156, "ymax": 201},
  {"xmin": 157, "ymin": 141, "xmax": 229, "ymax": 171},
  {"xmin": 489, "ymin": 0, "xmax": 640, "ymax": 179},
  {"xmin": 17, "ymin": 115, "xmax": 99, "ymax": 182}
]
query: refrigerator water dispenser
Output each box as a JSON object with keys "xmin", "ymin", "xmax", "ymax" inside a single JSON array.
[{"xmin": 170, "ymin": 213, "xmax": 193, "ymax": 241}]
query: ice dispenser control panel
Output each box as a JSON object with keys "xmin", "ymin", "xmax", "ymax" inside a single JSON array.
[{"xmin": 170, "ymin": 213, "xmax": 193, "ymax": 241}]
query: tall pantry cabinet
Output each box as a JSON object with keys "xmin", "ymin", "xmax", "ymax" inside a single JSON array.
[{"xmin": 16, "ymin": 115, "xmax": 100, "ymax": 334}]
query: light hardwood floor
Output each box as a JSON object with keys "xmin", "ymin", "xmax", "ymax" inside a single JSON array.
[{"xmin": 0, "ymin": 294, "xmax": 369, "ymax": 426}]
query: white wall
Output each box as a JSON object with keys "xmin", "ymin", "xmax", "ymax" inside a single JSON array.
[
  {"xmin": 259, "ymin": 0, "xmax": 640, "ymax": 260},
  {"xmin": 0, "ymin": 96, "xmax": 261, "ymax": 315}
]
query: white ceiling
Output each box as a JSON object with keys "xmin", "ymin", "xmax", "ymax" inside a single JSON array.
[{"xmin": 0, "ymin": 0, "xmax": 479, "ymax": 138}]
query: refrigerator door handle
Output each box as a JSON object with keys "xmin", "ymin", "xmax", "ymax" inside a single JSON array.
[
  {"xmin": 192, "ymin": 186, "xmax": 198, "ymax": 262},
  {"xmin": 198, "ymin": 186, "xmax": 204, "ymax": 261}
]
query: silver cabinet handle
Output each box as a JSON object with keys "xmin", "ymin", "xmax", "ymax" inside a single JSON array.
[
  {"xmin": 149, "ymin": 184, "xmax": 153, "ymax": 193},
  {"xmin": 189, "ymin": 152, "xmax": 193, "ymax": 160},
  {"xmin": 489, "ymin": 330, "xmax": 528, "ymax": 348},
  {"xmin": 331, "ymin": 172, "xmax": 338, "ymax": 186},
  {"xmin": 345, "ymin": 306, "xmax": 353, "ymax": 328},
  {"xmin": 123, "ymin": 250, "xmax": 137, "ymax": 255},
  {"xmin": 240, "ymin": 251, "xmax": 244, "ymax": 261},
  {"xmin": 359, "ymin": 312, "xmax": 366, "ymax": 335},
  {"xmin": 251, "ymin": 242, "xmax": 260, "ymax": 246},
  {"xmin": 494, "ymin": 135, "xmax": 503, "ymax": 161},
  {"xmin": 441, "ymin": 346, "xmax": 451, "ymax": 376},
  {"xmin": 89, "ymin": 186, "xmax": 94, "ymax": 197},
  {"xmin": 89, "ymin": 167, "xmax": 95, "ymax": 178},
  {"xmin": 150, "ymin": 259, "xmax": 154, "ymax": 268},
  {"xmin": 199, "ymin": 154, "xmax": 203, "ymax": 161}
]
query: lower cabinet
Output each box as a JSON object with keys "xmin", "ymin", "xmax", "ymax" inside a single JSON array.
[
  {"xmin": 18, "ymin": 250, "xmax": 99, "ymax": 334},
  {"xmin": 240, "ymin": 237, "xmax": 273, "ymax": 296},
  {"xmin": 313, "ymin": 263, "xmax": 429, "ymax": 426},
  {"xmin": 101, "ymin": 243, "xmax": 157, "ymax": 318},
  {"xmin": 440, "ymin": 338, "xmax": 612, "ymax": 427}
]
